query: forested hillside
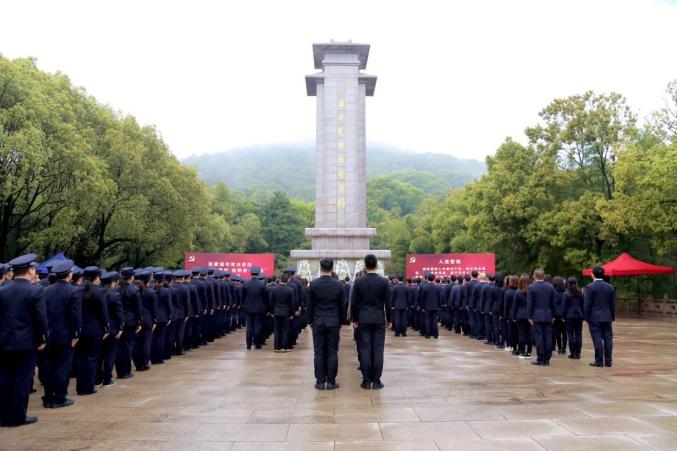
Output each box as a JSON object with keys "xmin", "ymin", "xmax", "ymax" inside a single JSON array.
[{"xmin": 182, "ymin": 144, "xmax": 485, "ymax": 201}]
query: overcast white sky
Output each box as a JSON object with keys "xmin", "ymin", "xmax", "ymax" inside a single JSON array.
[{"xmin": 2, "ymin": 0, "xmax": 676, "ymax": 161}]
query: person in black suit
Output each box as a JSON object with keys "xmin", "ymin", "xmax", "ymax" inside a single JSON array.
[
  {"xmin": 308, "ymin": 258, "xmax": 346, "ymax": 390},
  {"xmin": 271, "ymin": 273, "xmax": 297, "ymax": 352},
  {"xmin": 98, "ymin": 272, "xmax": 123, "ymax": 387},
  {"xmin": 563, "ymin": 277, "xmax": 584, "ymax": 359},
  {"xmin": 243, "ymin": 266, "xmax": 268, "ymax": 350},
  {"xmin": 390, "ymin": 275, "xmax": 409, "ymax": 337},
  {"xmin": 41, "ymin": 259, "xmax": 80, "ymax": 408},
  {"xmin": 351, "ymin": 254, "xmax": 392, "ymax": 390},
  {"xmin": 0, "ymin": 254, "xmax": 48, "ymax": 427},
  {"xmin": 465, "ymin": 271, "xmax": 479, "ymax": 339},
  {"xmin": 512, "ymin": 274, "xmax": 533, "ymax": 358},
  {"xmin": 151, "ymin": 272, "xmax": 173, "ymax": 365},
  {"xmin": 584, "ymin": 266, "xmax": 616, "ymax": 367},
  {"xmin": 527, "ymin": 268, "xmax": 556, "ymax": 366},
  {"xmin": 134, "ymin": 270, "xmax": 158, "ymax": 370},
  {"xmin": 551, "ymin": 276, "xmax": 567, "ymax": 355},
  {"xmin": 76, "ymin": 267, "xmax": 110, "ymax": 395},
  {"xmin": 418, "ymin": 272, "xmax": 441, "ymax": 339},
  {"xmin": 114, "ymin": 268, "xmax": 141, "ymax": 379}
]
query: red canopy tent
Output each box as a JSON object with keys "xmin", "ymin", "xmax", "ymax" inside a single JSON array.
[
  {"xmin": 582, "ymin": 252, "xmax": 675, "ymax": 314},
  {"xmin": 582, "ymin": 252, "xmax": 675, "ymax": 277}
]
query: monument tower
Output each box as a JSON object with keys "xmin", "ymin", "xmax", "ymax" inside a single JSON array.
[{"xmin": 291, "ymin": 41, "xmax": 391, "ymax": 279}]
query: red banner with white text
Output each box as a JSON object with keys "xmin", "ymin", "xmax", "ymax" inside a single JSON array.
[
  {"xmin": 406, "ymin": 253, "xmax": 496, "ymax": 279},
  {"xmin": 183, "ymin": 253, "xmax": 275, "ymax": 279}
]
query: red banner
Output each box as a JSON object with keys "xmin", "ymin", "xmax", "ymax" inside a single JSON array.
[
  {"xmin": 406, "ymin": 253, "xmax": 496, "ymax": 279},
  {"xmin": 183, "ymin": 253, "xmax": 275, "ymax": 279}
]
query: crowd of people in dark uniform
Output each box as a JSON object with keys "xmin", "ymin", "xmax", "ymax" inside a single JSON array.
[
  {"xmin": 0, "ymin": 251, "xmax": 616, "ymax": 428},
  {"xmin": 386, "ymin": 266, "xmax": 616, "ymax": 368},
  {"xmin": 0, "ymin": 254, "xmax": 312, "ymax": 428}
]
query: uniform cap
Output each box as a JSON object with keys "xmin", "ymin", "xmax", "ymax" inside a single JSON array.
[
  {"xmin": 83, "ymin": 266, "xmax": 101, "ymax": 278},
  {"xmin": 250, "ymin": 266, "xmax": 261, "ymax": 275},
  {"xmin": 120, "ymin": 267, "xmax": 135, "ymax": 278},
  {"xmin": 199, "ymin": 267, "xmax": 208, "ymax": 276},
  {"xmin": 52, "ymin": 259, "xmax": 75, "ymax": 276},
  {"xmin": 8, "ymin": 253, "xmax": 38, "ymax": 270},
  {"xmin": 72, "ymin": 266, "xmax": 84, "ymax": 278},
  {"xmin": 101, "ymin": 271, "xmax": 119, "ymax": 284},
  {"xmin": 284, "ymin": 266, "xmax": 297, "ymax": 273}
]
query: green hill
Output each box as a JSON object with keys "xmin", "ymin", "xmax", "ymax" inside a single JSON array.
[{"xmin": 182, "ymin": 143, "xmax": 485, "ymax": 201}]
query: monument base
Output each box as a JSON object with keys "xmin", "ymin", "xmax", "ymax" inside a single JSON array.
[{"xmin": 290, "ymin": 249, "xmax": 391, "ymax": 281}]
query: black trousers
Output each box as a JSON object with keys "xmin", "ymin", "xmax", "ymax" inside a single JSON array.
[
  {"xmin": 0, "ymin": 350, "xmax": 37, "ymax": 426},
  {"xmin": 173, "ymin": 319, "xmax": 185, "ymax": 355},
  {"xmin": 424, "ymin": 311, "xmax": 438, "ymax": 338},
  {"xmin": 589, "ymin": 321, "xmax": 613, "ymax": 365},
  {"xmin": 312, "ymin": 324, "xmax": 340, "ymax": 383},
  {"xmin": 393, "ymin": 309, "xmax": 408, "ymax": 336},
  {"xmin": 358, "ymin": 324, "xmax": 386, "ymax": 383},
  {"xmin": 516, "ymin": 319, "xmax": 533, "ymax": 355},
  {"xmin": 133, "ymin": 326, "xmax": 152, "ymax": 369},
  {"xmin": 533, "ymin": 322, "xmax": 553, "ymax": 364},
  {"xmin": 566, "ymin": 318, "xmax": 583, "ymax": 356},
  {"xmin": 151, "ymin": 322, "xmax": 167, "ymax": 364},
  {"xmin": 246, "ymin": 313, "xmax": 265, "ymax": 347},
  {"xmin": 484, "ymin": 313, "xmax": 494, "ymax": 343},
  {"xmin": 41, "ymin": 343, "xmax": 74, "ymax": 404},
  {"xmin": 475, "ymin": 310, "xmax": 485, "ymax": 339},
  {"xmin": 115, "ymin": 326, "xmax": 136, "ymax": 378},
  {"xmin": 495, "ymin": 317, "xmax": 504, "ymax": 346},
  {"xmin": 97, "ymin": 334, "xmax": 117, "ymax": 385},
  {"xmin": 274, "ymin": 316, "xmax": 290, "ymax": 350},
  {"xmin": 76, "ymin": 336, "xmax": 102, "ymax": 394},
  {"xmin": 183, "ymin": 318, "xmax": 193, "ymax": 351},
  {"xmin": 552, "ymin": 318, "xmax": 567, "ymax": 352},
  {"xmin": 164, "ymin": 321, "xmax": 175, "ymax": 360}
]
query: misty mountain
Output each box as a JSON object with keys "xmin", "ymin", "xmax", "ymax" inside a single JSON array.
[{"xmin": 182, "ymin": 143, "xmax": 486, "ymax": 201}]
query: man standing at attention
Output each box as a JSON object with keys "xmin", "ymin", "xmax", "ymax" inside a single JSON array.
[
  {"xmin": 527, "ymin": 268, "xmax": 556, "ymax": 366},
  {"xmin": 585, "ymin": 266, "xmax": 616, "ymax": 367},
  {"xmin": 351, "ymin": 254, "xmax": 392, "ymax": 390},
  {"xmin": 307, "ymin": 258, "xmax": 346, "ymax": 390}
]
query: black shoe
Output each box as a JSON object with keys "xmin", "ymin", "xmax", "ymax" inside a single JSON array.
[
  {"xmin": 255, "ymin": 345, "xmax": 262, "ymax": 349},
  {"xmin": 102, "ymin": 380, "xmax": 117, "ymax": 387},
  {"xmin": 12, "ymin": 416, "xmax": 38, "ymax": 427},
  {"xmin": 42, "ymin": 401, "xmax": 53, "ymax": 408},
  {"xmin": 589, "ymin": 362, "xmax": 603, "ymax": 367},
  {"xmin": 51, "ymin": 399, "xmax": 74, "ymax": 408},
  {"xmin": 433, "ymin": 336, "xmax": 438, "ymax": 339},
  {"xmin": 326, "ymin": 382, "xmax": 340, "ymax": 390},
  {"xmin": 77, "ymin": 390, "xmax": 97, "ymax": 395},
  {"xmin": 360, "ymin": 381, "xmax": 371, "ymax": 390},
  {"xmin": 568, "ymin": 354, "xmax": 576, "ymax": 359},
  {"xmin": 605, "ymin": 363, "xmax": 612, "ymax": 367},
  {"xmin": 246, "ymin": 345, "xmax": 252, "ymax": 350},
  {"xmin": 372, "ymin": 381, "xmax": 384, "ymax": 390},
  {"xmin": 532, "ymin": 361, "xmax": 545, "ymax": 366},
  {"xmin": 314, "ymin": 382, "xmax": 325, "ymax": 390},
  {"xmin": 402, "ymin": 333, "xmax": 407, "ymax": 337},
  {"xmin": 425, "ymin": 336, "xmax": 431, "ymax": 339},
  {"xmin": 118, "ymin": 374, "xmax": 133, "ymax": 380}
]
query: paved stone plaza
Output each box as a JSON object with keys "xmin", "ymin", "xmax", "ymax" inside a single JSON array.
[{"xmin": 1, "ymin": 315, "xmax": 676, "ymax": 450}]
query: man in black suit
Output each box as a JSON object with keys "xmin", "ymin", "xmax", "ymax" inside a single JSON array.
[
  {"xmin": 0, "ymin": 254, "xmax": 49, "ymax": 427},
  {"xmin": 307, "ymin": 258, "xmax": 346, "ymax": 390},
  {"xmin": 527, "ymin": 268, "xmax": 556, "ymax": 366},
  {"xmin": 390, "ymin": 275, "xmax": 409, "ymax": 337},
  {"xmin": 41, "ymin": 259, "xmax": 80, "ymax": 408},
  {"xmin": 465, "ymin": 271, "xmax": 480, "ymax": 338},
  {"xmin": 418, "ymin": 272, "xmax": 441, "ymax": 339},
  {"xmin": 242, "ymin": 266, "xmax": 268, "ymax": 350},
  {"xmin": 351, "ymin": 254, "xmax": 392, "ymax": 390},
  {"xmin": 270, "ymin": 273, "xmax": 297, "ymax": 352},
  {"xmin": 584, "ymin": 266, "xmax": 616, "ymax": 367}
]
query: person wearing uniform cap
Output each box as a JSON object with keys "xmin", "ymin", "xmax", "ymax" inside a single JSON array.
[
  {"xmin": 114, "ymin": 268, "xmax": 141, "ymax": 379},
  {"xmin": 190, "ymin": 268, "xmax": 208, "ymax": 348},
  {"xmin": 150, "ymin": 271, "xmax": 173, "ymax": 365},
  {"xmin": 40, "ymin": 259, "xmax": 80, "ymax": 408},
  {"xmin": 76, "ymin": 266, "xmax": 110, "ymax": 395},
  {"xmin": 0, "ymin": 263, "xmax": 10, "ymax": 286},
  {"xmin": 0, "ymin": 254, "xmax": 48, "ymax": 427},
  {"xmin": 162, "ymin": 271, "xmax": 185, "ymax": 360},
  {"xmin": 134, "ymin": 270, "xmax": 158, "ymax": 371},
  {"xmin": 242, "ymin": 266, "xmax": 268, "ymax": 349},
  {"xmin": 185, "ymin": 270, "xmax": 201, "ymax": 350},
  {"xmin": 98, "ymin": 272, "xmax": 123, "ymax": 387}
]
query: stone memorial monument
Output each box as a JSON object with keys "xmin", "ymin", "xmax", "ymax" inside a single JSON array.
[{"xmin": 291, "ymin": 41, "xmax": 391, "ymax": 280}]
